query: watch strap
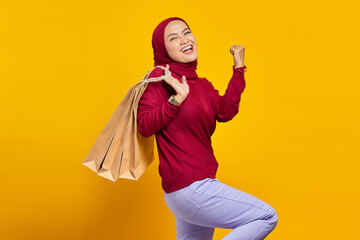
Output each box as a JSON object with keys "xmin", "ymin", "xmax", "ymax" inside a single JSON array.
[
  {"xmin": 168, "ymin": 95, "xmax": 181, "ymax": 105},
  {"xmin": 235, "ymin": 65, "xmax": 247, "ymax": 73}
]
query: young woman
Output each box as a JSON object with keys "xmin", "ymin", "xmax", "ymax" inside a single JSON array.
[{"xmin": 137, "ymin": 17, "xmax": 278, "ymax": 240}]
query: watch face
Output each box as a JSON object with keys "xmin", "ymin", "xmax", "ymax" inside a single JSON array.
[{"xmin": 170, "ymin": 96, "xmax": 179, "ymax": 105}]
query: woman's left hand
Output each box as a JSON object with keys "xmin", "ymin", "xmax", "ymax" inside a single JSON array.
[{"xmin": 230, "ymin": 45, "xmax": 245, "ymax": 68}]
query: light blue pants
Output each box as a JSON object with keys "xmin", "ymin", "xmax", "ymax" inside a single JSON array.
[{"xmin": 163, "ymin": 178, "xmax": 278, "ymax": 240}]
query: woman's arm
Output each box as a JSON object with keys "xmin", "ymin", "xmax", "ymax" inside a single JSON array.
[
  {"xmin": 137, "ymin": 71, "xmax": 183, "ymax": 138},
  {"xmin": 206, "ymin": 65, "xmax": 246, "ymax": 122}
]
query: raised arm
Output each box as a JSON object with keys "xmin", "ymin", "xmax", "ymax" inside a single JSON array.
[{"xmin": 206, "ymin": 65, "xmax": 246, "ymax": 122}]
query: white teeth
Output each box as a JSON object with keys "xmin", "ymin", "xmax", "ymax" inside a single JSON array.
[{"xmin": 181, "ymin": 45, "xmax": 192, "ymax": 52}]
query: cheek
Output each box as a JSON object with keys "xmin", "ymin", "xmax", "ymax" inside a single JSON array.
[
  {"xmin": 188, "ymin": 34, "xmax": 196, "ymax": 42},
  {"xmin": 166, "ymin": 42, "xmax": 179, "ymax": 56},
  {"xmin": 192, "ymin": 38, "xmax": 197, "ymax": 47}
]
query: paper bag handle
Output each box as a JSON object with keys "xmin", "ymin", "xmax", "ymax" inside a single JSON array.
[{"xmin": 141, "ymin": 65, "xmax": 172, "ymax": 83}]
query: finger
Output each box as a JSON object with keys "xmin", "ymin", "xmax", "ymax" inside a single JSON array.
[
  {"xmin": 165, "ymin": 76, "xmax": 178, "ymax": 86},
  {"xmin": 165, "ymin": 78, "xmax": 182, "ymax": 92},
  {"xmin": 182, "ymin": 75, "xmax": 187, "ymax": 84},
  {"xmin": 164, "ymin": 75, "xmax": 173, "ymax": 83},
  {"xmin": 164, "ymin": 64, "xmax": 169, "ymax": 75}
]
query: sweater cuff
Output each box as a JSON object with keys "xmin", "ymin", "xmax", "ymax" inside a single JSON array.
[
  {"xmin": 166, "ymin": 100, "xmax": 183, "ymax": 117},
  {"xmin": 233, "ymin": 65, "xmax": 247, "ymax": 73}
]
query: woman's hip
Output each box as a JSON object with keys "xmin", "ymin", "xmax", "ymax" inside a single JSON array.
[{"xmin": 163, "ymin": 177, "xmax": 277, "ymax": 228}]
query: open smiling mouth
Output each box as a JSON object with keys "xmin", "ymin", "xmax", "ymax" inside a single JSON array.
[{"xmin": 180, "ymin": 45, "xmax": 194, "ymax": 54}]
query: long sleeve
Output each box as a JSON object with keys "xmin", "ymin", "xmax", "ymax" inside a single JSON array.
[
  {"xmin": 206, "ymin": 65, "xmax": 246, "ymax": 122},
  {"xmin": 137, "ymin": 70, "xmax": 183, "ymax": 138}
]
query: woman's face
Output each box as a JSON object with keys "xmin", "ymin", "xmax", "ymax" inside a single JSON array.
[{"xmin": 164, "ymin": 20, "xmax": 198, "ymax": 63}]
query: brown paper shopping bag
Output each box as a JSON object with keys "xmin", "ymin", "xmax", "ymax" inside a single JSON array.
[{"xmin": 82, "ymin": 65, "xmax": 171, "ymax": 181}]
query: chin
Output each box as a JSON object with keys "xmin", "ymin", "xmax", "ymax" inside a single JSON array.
[
  {"xmin": 182, "ymin": 55, "xmax": 198, "ymax": 63},
  {"xmin": 171, "ymin": 52, "xmax": 198, "ymax": 63}
]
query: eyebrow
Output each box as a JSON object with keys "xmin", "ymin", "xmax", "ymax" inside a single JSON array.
[{"xmin": 167, "ymin": 28, "xmax": 190, "ymax": 39}]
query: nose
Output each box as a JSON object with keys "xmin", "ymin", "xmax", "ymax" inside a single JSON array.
[{"xmin": 180, "ymin": 36, "xmax": 190, "ymax": 45}]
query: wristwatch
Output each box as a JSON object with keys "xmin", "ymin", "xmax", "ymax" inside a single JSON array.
[
  {"xmin": 235, "ymin": 65, "xmax": 247, "ymax": 73},
  {"xmin": 168, "ymin": 95, "xmax": 181, "ymax": 105}
]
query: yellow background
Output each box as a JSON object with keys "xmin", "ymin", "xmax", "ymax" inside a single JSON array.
[{"xmin": 1, "ymin": 0, "xmax": 359, "ymax": 239}]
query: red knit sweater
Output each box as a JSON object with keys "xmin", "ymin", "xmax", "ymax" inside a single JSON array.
[{"xmin": 137, "ymin": 65, "xmax": 246, "ymax": 193}]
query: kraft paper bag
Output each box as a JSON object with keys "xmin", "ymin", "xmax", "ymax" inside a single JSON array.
[{"xmin": 82, "ymin": 65, "xmax": 171, "ymax": 181}]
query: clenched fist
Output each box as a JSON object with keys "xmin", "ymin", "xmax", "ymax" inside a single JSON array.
[{"xmin": 230, "ymin": 45, "xmax": 245, "ymax": 68}]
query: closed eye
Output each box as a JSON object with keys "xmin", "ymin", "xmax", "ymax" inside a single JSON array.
[{"xmin": 170, "ymin": 31, "xmax": 192, "ymax": 41}]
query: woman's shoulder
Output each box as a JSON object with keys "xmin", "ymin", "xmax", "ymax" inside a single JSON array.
[
  {"xmin": 196, "ymin": 77, "xmax": 212, "ymax": 87},
  {"xmin": 143, "ymin": 67, "xmax": 165, "ymax": 87},
  {"xmin": 143, "ymin": 67, "xmax": 174, "ymax": 95},
  {"xmin": 147, "ymin": 66, "xmax": 164, "ymax": 79}
]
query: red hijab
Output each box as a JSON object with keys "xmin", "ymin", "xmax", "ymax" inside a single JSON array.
[{"xmin": 152, "ymin": 17, "xmax": 198, "ymax": 81}]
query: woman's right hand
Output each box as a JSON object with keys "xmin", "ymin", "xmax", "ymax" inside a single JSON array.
[
  {"xmin": 163, "ymin": 64, "xmax": 189, "ymax": 104},
  {"xmin": 230, "ymin": 45, "xmax": 245, "ymax": 68}
]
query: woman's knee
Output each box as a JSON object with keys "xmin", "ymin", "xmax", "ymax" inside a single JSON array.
[{"xmin": 266, "ymin": 206, "xmax": 278, "ymax": 229}]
